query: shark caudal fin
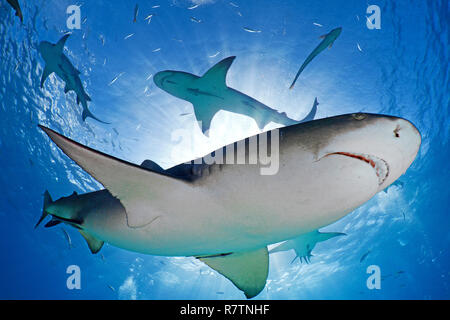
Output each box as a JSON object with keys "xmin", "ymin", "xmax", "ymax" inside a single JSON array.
[
  {"xmin": 197, "ymin": 247, "xmax": 269, "ymax": 299},
  {"xmin": 82, "ymin": 107, "xmax": 110, "ymax": 124},
  {"xmin": 35, "ymin": 191, "xmax": 53, "ymax": 229}
]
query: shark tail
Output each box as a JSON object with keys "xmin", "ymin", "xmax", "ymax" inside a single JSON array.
[
  {"xmin": 82, "ymin": 107, "xmax": 110, "ymax": 124},
  {"xmin": 35, "ymin": 191, "xmax": 53, "ymax": 229}
]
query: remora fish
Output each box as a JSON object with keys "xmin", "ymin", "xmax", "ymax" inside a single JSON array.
[
  {"xmin": 38, "ymin": 34, "xmax": 108, "ymax": 123},
  {"xmin": 269, "ymin": 230, "xmax": 346, "ymax": 264},
  {"xmin": 153, "ymin": 56, "xmax": 318, "ymax": 135},
  {"xmin": 37, "ymin": 113, "xmax": 421, "ymax": 298},
  {"xmin": 6, "ymin": 0, "xmax": 23, "ymax": 22},
  {"xmin": 290, "ymin": 27, "xmax": 342, "ymax": 89}
]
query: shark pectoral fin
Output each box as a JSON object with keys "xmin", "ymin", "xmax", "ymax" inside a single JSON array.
[
  {"xmin": 200, "ymin": 56, "xmax": 236, "ymax": 88},
  {"xmin": 193, "ymin": 103, "xmax": 217, "ymax": 135},
  {"xmin": 198, "ymin": 247, "xmax": 269, "ymax": 299},
  {"xmin": 78, "ymin": 229, "xmax": 103, "ymax": 254},
  {"xmin": 44, "ymin": 218, "xmax": 62, "ymax": 228},
  {"xmin": 38, "ymin": 125, "xmax": 191, "ymax": 228},
  {"xmin": 40, "ymin": 66, "xmax": 52, "ymax": 88},
  {"xmin": 56, "ymin": 34, "xmax": 70, "ymax": 52}
]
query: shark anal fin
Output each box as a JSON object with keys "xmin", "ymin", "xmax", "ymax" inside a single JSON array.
[
  {"xmin": 78, "ymin": 229, "xmax": 103, "ymax": 254},
  {"xmin": 40, "ymin": 66, "xmax": 52, "ymax": 88},
  {"xmin": 200, "ymin": 56, "xmax": 236, "ymax": 88},
  {"xmin": 198, "ymin": 247, "xmax": 269, "ymax": 299}
]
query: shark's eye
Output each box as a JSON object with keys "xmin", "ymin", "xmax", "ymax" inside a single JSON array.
[
  {"xmin": 394, "ymin": 126, "xmax": 401, "ymax": 138},
  {"xmin": 352, "ymin": 113, "xmax": 366, "ymax": 120}
]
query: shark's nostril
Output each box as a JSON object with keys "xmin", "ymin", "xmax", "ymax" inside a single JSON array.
[{"xmin": 394, "ymin": 126, "xmax": 401, "ymax": 138}]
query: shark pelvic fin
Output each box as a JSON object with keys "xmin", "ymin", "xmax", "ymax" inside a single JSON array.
[
  {"xmin": 56, "ymin": 34, "xmax": 70, "ymax": 52},
  {"xmin": 78, "ymin": 229, "xmax": 104, "ymax": 254},
  {"xmin": 198, "ymin": 247, "xmax": 269, "ymax": 299},
  {"xmin": 35, "ymin": 190, "xmax": 53, "ymax": 229},
  {"xmin": 200, "ymin": 56, "xmax": 236, "ymax": 88},
  {"xmin": 298, "ymin": 97, "xmax": 319, "ymax": 123}
]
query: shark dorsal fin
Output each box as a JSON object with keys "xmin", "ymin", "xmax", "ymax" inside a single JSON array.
[
  {"xmin": 55, "ymin": 34, "xmax": 70, "ymax": 52},
  {"xmin": 200, "ymin": 56, "xmax": 236, "ymax": 87}
]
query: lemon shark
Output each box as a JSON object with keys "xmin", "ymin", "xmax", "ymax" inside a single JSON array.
[
  {"xmin": 154, "ymin": 56, "xmax": 317, "ymax": 136},
  {"xmin": 38, "ymin": 34, "xmax": 108, "ymax": 124},
  {"xmin": 290, "ymin": 27, "xmax": 342, "ymax": 89},
  {"xmin": 36, "ymin": 112, "xmax": 420, "ymax": 298},
  {"xmin": 6, "ymin": 0, "xmax": 23, "ymax": 22},
  {"xmin": 269, "ymin": 230, "xmax": 346, "ymax": 264}
]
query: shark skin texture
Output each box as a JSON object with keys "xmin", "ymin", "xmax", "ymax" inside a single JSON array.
[
  {"xmin": 154, "ymin": 56, "xmax": 318, "ymax": 136},
  {"xmin": 38, "ymin": 34, "xmax": 108, "ymax": 124},
  {"xmin": 37, "ymin": 113, "xmax": 421, "ymax": 298}
]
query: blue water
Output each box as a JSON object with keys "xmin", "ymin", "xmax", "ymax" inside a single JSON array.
[{"xmin": 0, "ymin": 0, "xmax": 448, "ymax": 299}]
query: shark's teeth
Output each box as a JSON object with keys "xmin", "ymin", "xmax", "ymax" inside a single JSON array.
[{"xmin": 327, "ymin": 152, "xmax": 389, "ymax": 185}]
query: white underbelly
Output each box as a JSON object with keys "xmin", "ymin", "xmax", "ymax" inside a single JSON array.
[{"xmin": 92, "ymin": 153, "xmax": 379, "ymax": 256}]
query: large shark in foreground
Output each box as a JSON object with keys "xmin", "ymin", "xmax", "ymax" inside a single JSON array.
[
  {"xmin": 290, "ymin": 27, "xmax": 342, "ymax": 89},
  {"xmin": 38, "ymin": 34, "xmax": 108, "ymax": 124},
  {"xmin": 37, "ymin": 113, "xmax": 420, "ymax": 298},
  {"xmin": 154, "ymin": 56, "xmax": 317, "ymax": 135}
]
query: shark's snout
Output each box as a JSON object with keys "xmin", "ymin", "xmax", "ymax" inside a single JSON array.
[{"xmin": 153, "ymin": 71, "xmax": 174, "ymax": 89}]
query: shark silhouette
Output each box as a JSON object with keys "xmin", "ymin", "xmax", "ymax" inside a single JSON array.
[
  {"xmin": 290, "ymin": 27, "xmax": 342, "ymax": 89},
  {"xmin": 269, "ymin": 230, "xmax": 346, "ymax": 264},
  {"xmin": 6, "ymin": 0, "xmax": 23, "ymax": 22},
  {"xmin": 39, "ymin": 34, "xmax": 108, "ymax": 124},
  {"xmin": 154, "ymin": 56, "xmax": 317, "ymax": 135}
]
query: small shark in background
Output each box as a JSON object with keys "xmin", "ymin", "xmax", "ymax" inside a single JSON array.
[
  {"xmin": 269, "ymin": 230, "xmax": 346, "ymax": 263},
  {"xmin": 154, "ymin": 56, "xmax": 318, "ymax": 135},
  {"xmin": 38, "ymin": 34, "xmax": 108, "ymax": 124},
  {"xmin": 6, "ymin": 0, "xmax": 23, "ymax": 22},
  {"xmin": 290, "ymin": 27, "xmax": 342, "ymax": 89}
]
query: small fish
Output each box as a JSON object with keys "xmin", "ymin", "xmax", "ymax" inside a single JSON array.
[
  {"xmin": 180, "ymin": 112, "xmax": 192, "ymax": 116},
  {"xmin": 124, "ymin": 33, "xmax": 134, "ymax": 40},
  {"xmin": 152, "ymin": 48, "xmax": 161, "ymax": 52},
  {"xmin": 313, "ymin": 22, "xmax": 323, "ymax": 27},
  {"xmin": 172, "ymin": 38, "xmax": 183, "ymax": 43},
  {"xmin": 133, "ymin": 4, "xmax": 139, "ymax": 23},
  {"xmin": 144, "ymin": 14, "xmax": 153, "ymax": 24},
  {"xmin": 216, "ymin": 291, "xmax": 224, "ymax": 294},
  {"xmin": 152, "ymin": 5, "xmax": 160, "ymax": 9},
  {"xmin": 108, "ymin": 72, "xmax": 125, "ymax": 86},
  {"xmin": 14, "ymin": 61, "xmax": 20, "ymax": 72},
  {"xmin": 146, "ymin": 73, "xmax": 153, "ymax": 80},
  {"xmin": 82, "ymin": 17, "xmax": 87, "ymax": 24},
  {"xmin": 143, "ymin": 86, "xmax": 149, "ymax": 94},
  {"xmin": 229, "ymin": 2, "xmax": 239, "ymax": 7},
  {"xmin": 243, "ymin": 27, "xmax": 261, "ymax": 33},
  {"xmin": 107, "ymin": 284, "xmax": 116, "ymax": 292},
  {"xmin": 99, "ymin": 34, "xmax": 105, "ymax": 46},
  {"xmin": 188, "ymin": 4, "xmax": 199, "ymax": 10},
  {"xmin": 360, "ymin": 250, "xmax": 371, "ymax": 263},
  {"xmin": 357, "ymin": 43, "xmax": 363, "ymax": 52},
  {"xmin": 190, "ymin": 17, "xmax": 202, "ymax": 23},
  {"xmin": 209, "ymin": 51, "xmax": 220, "ymax": 58},
  {"xmin": 113, "ymin": 128, "xmax": 119, "ymax": 135},
  {"xmin": 236, "ymin": 11, "xmax": 242, "ymax": 17}
]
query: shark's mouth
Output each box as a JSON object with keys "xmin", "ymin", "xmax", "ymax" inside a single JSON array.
[{"xmin": 325, "ymin": 152, "xmax": 389, "ymax": 185}]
